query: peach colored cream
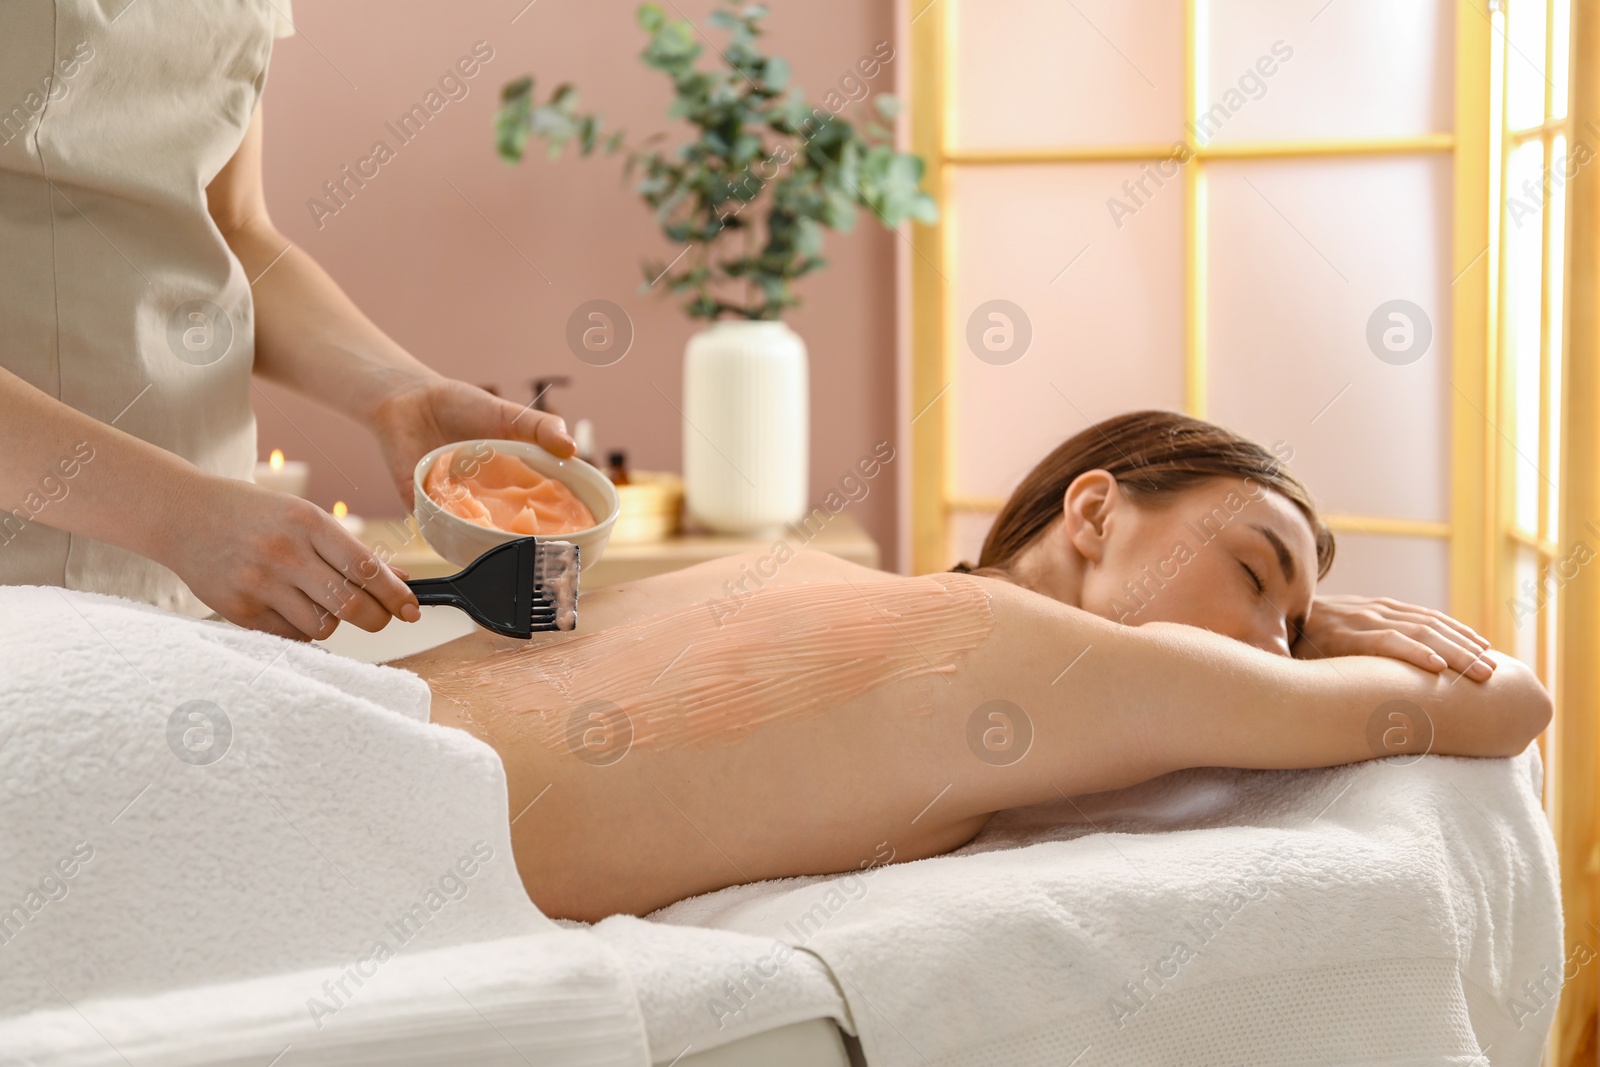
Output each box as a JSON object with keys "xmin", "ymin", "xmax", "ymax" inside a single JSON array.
[
  {"xmin": 427, "ymin": 574, "xmax": 995, "ymax": 753},
  {"xmin": 425, "ymin": 448, "xmax": 597, "ymax": 536}
]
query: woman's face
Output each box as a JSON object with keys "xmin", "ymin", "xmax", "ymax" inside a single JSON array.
[{"xmin": 1073, "ymin": 475, "xmax": 1319, "ymax": 657}]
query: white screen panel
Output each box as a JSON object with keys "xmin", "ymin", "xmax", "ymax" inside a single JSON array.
[
  {"xmin": 1314, "ymin": 532, "xmax": 1449, "ymax": 611},
  {"xmin": 1552, "ymin": 0, "xmax": 1572, "ymax": 121},
  {"xmin": 1511, "ymin": 548, "xmax": 1541, "ymax": 667},
  {"xmin": 1546, "ymin": 135, "xmax": 1568, "ymax": 536},
  {"xmin": 948, "ymin": 163, "xmax": 1185, "ymax": 501},
  {"xmin": 952, "ymin": 0, "xmax": 1185, "ymax": 150},
  {"xmin": 1505, "ymin": 0, "xmax": 1549, "ymax": 131},
  {"xmin": 1205, "ymin": 155, "xmax": 1452, "ymax": 522},
  {"xmin": 1542, "ymin": 567, "xmax": 1557, "ymax": 684},
  {"xmin": 1505, "ymin": 140, "xmax": 1545, "ymax": 533},
  {"xmin": 1202, "ymin": 0, "xmax": 1453, "ymax": 143}
]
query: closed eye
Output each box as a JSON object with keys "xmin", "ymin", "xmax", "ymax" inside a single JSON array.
[{"xmin": 1240, "ymin": 561, "xmax": 1265, "ymax": 595}]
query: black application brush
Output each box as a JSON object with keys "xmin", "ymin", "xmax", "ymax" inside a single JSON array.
[{"xmin": 404, "ymin": 537, "xmax": 579, "ymax": 637}]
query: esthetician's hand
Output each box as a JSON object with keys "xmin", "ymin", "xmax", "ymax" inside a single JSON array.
[
  {"xmin": 152, "ymin": 472, "xmax": 421, "ymax": 641},
  {"xmin": 1291, "ymin": 594, "xmax": 1496, "ymax": 681},
  {"xmin": 368, "ymin": 375, "xmax": 576, "ymax": 509}
]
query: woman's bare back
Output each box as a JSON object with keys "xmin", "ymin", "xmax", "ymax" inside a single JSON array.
[
  {"xmin": 395, "ymin": 548, "xmax": 1549, "ymax": 920},
  {"xmin": 397, "ymin": 550, "xmax": 1011, "ymax": 918}
]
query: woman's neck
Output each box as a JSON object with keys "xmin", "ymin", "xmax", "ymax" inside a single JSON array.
[{"xmin": 1004, "ymin": 530, "xmax": 1086, "ymax": 609}]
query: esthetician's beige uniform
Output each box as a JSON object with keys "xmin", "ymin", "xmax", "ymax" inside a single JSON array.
[{"xmin": 0, "ymin": 0, "xmax": 292, "ymax": 616}]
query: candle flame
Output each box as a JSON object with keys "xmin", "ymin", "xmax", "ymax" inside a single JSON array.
[
  {"xmin": 332, "ymin": 501, "xmax": 349, "ymax": 519},
  {"xmin": 269, "ymin": 449, "xmax": 285, "ymax": 471}
]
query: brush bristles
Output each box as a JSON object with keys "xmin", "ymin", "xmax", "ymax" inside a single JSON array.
[{"xmin": 531, "ymin": 541, "xmax": 580, "ymax": 632}]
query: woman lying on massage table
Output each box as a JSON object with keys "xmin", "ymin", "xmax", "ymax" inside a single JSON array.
[{"xmin": 396, "ymin": 410, "xmax": 1551, "ymax": 922}]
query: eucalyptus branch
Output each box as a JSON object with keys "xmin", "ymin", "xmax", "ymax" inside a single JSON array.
[{"xmin": 495, "ymin": 0, "xmax": 937, "ymax": 322}]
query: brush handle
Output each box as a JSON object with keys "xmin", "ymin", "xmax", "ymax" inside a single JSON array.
[
  {"xmin": 401, "ymin": 536, "xmax": 538, "ymax": 638},
  {"xmin": 404, "ymin": 573, "xmax": 527, "ymax": 638},
  {"xmin": 404, "ymin": 576, "xmax": 477, "ymax": 611}
]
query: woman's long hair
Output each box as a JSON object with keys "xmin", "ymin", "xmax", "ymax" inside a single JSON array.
[{"xmin": 954, "ymin": 410, "xmax": 1335, "ymax": 580}]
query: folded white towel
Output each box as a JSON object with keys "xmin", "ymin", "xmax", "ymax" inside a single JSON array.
[
  {"xmin": 0, "ymin": 586, "xmax": 649, "ymax": 1066},
  {"xmin": 653, "ymin": 747, "xmax": 1562, "ymax": 1066},
  {"xmin": 1, "ymin": 932, "xmax": 648, "ymax": 1066},
  {"xmin": 590, "ymin": 914, "xmax": 852, "ymax": 1059}
]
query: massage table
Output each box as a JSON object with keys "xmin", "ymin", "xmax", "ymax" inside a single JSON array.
[{"xmin": 0, "ymin": 588, "xmax": 1562, "ymax": 1065}]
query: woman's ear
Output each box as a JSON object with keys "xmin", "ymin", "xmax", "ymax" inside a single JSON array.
[{"xmin": 1062, "ymin": 469, "xmax": 1118, "ymax": 564}]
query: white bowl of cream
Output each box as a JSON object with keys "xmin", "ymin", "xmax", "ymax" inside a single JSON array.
[{"xmin": 413, "ymin": 439, "xmax": 621, "ymax": 570}]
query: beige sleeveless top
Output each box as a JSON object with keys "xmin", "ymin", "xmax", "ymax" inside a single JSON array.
[{"xmin": 0, "ymin": 0, "xmax": 292, "ymax": 616}]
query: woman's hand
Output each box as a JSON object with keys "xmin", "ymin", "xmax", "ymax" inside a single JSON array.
[
  {"xmin": 151, "ymin": 472, "xmax": 420, "ymax": 641},
  {"xmin": 368, "ymin": 375, "xmax": 576, "ymax": 509},
  {"xmin": 1292, "ymin": 594, "xmax": 1496, "ymax": 681}
]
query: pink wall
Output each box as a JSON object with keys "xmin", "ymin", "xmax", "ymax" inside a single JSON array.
[{"xmin": 257, "ymin": 0, "xmax": 901, "ymax": 568}]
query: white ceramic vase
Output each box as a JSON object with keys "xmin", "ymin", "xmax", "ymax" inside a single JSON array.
[{"xmin": 682, "ymin": 320, "xmax": 809, "ymax": 534}]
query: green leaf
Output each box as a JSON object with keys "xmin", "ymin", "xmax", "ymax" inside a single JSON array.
[
  {"xmin": 500, "ymin": 75, "xmax": 533, "ymax": 104},
  {"xmin": 643, "ymin": 20, "xmax": 701, "ymax": 71},
  {"xmin": 822, "ymin": 188, "xmax": 856, "ymax": 230},
  {"xmin": 686, "ymin": 294, "xmax": 721, "ymax": 319},
  {"xmin": 729, "ymin": 134, "xmax": 760, "ymax": 160},
  {"xmin": 656, "ymin": 188, "xmax": 689, "ymax": 220},
  {"xmin": 763, "ymin": 55, "xmax": 790, "ymax": 90},
  {"xmin": 874, "ymin": 93, "xmax": 901, "ymax": 120},
  {"xmin": 637, "ymin": 4, "xmax": 666, "ymax": 32},
  {"xmin": 529, "ymin": 102, "xmax": 577, "ymax": 146},
  {"xmin": 888, "ymin": 152, "xmax": 924, "ymax": 185},
  {"xmin": 794, "ymin": 217, "xmax": 825, "ymax": 257},
  {"xmin": 494, "ymin": 84, "xmax": 533, "ymax": 162}
]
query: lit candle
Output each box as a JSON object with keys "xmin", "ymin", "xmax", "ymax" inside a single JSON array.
[
  {"xmin": 253, "ymin": 448, "xmax": 310, "ymax": 498},
  {"xmin": 331, "ymin": 500, "xmax": 365, "ymax": 536}
]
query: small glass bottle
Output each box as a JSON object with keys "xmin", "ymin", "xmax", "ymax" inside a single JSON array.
[{"xmin": 605, "ymin": 449, "xmax": 631, "ymax": 486}]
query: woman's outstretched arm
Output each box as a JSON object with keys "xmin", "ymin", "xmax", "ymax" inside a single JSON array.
[
  {"xmin": 974, "ymin": 577, "xmax": 1551, "ymax": 812},
  {"xmin": 1134, "ymin": 619, "xmax": 1548, "ymax": 767}
]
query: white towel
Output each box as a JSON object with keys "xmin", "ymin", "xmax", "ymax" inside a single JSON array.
[
  {"xmin": 589, "ymin": 914, "xmax": 853, "ymax": 1060},
  {"xmin": 0, "ymin": 586, "xmax": 649, "ymax": 1066},
  {"xmin": 653, "ymin": 747, "xmax": 1562, "ymax": 1066},
  {"xmin": 0, "ymin": 933, "xmax": 649, "ymax": 1066}
]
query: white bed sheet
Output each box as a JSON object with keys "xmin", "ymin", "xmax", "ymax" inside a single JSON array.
[{"xmin": 653, "ymin": 748, "xmax": 1563, "ymax": 1067}]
